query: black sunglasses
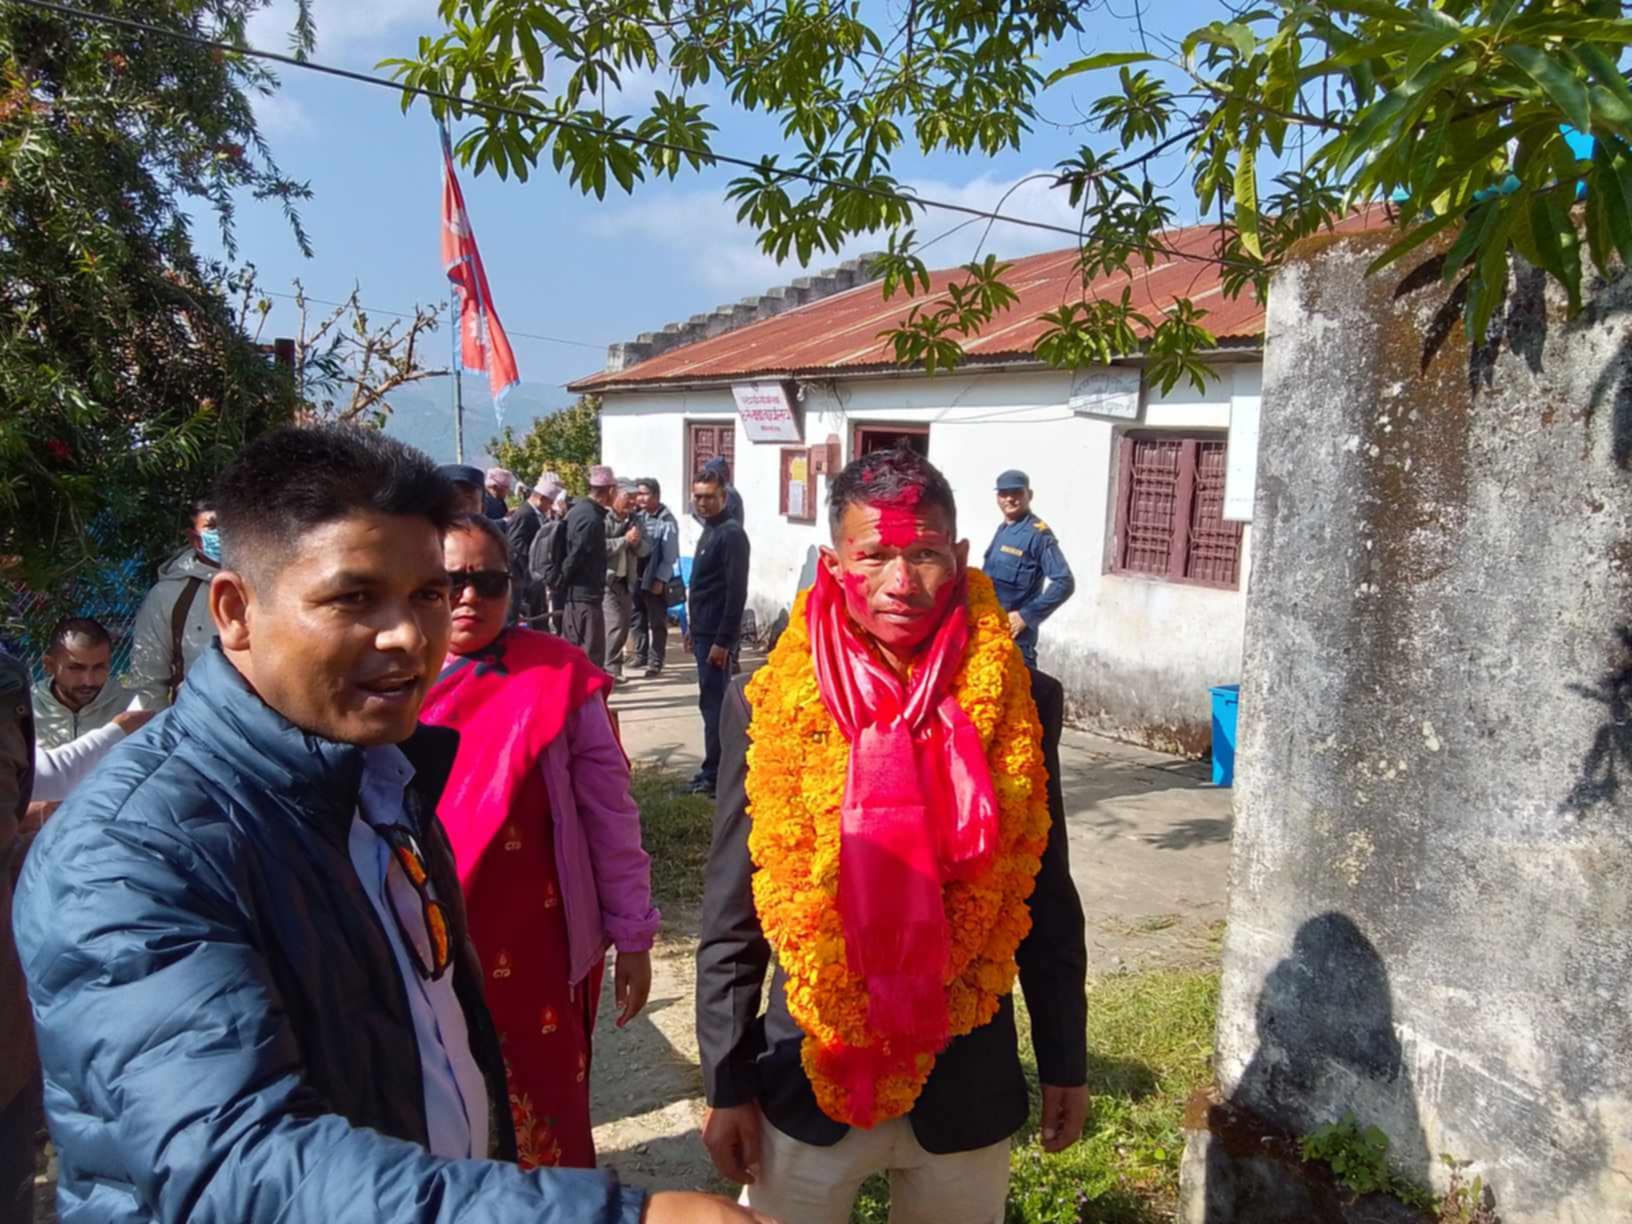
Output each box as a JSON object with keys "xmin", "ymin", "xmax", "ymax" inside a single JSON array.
[{"xmin": 447, "ymin": 568, "xmax": 511, "ymax": 599}]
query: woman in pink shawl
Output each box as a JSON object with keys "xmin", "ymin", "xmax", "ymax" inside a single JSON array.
[{"xmin": 421, "ymin": 513, "xmax": 659, "ymax": 1169}]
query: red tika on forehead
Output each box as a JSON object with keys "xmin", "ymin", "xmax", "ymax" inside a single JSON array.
[{"xmin": 875, "ymin": 503, "xmax": 919, "ymax": 548}]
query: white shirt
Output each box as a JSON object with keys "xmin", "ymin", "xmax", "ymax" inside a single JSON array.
[{"xmin": 348, "ymin": 745, "xmax": 490, "ymax": 1160}]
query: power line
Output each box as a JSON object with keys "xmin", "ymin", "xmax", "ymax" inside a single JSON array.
[
  {"xmin": 258, "ymin": 288, "xmax": 606, "ymax": 349},
  {"xmin": 13, "ymin": 0, "xmax": 1238, "ymax": 263}
]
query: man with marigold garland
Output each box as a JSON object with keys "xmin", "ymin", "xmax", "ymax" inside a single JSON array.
[{"xmin": 696, "ymin": 446, "xmax": 1089, "ymax": 1222}]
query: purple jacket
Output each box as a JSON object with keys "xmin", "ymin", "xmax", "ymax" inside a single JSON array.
[{"xmin": 544, "ymin": 697, "xmax": 661, "ymax": 986}]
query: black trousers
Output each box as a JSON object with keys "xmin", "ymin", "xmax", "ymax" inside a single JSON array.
[
  {"xmin": 564, "ymin": 598, "xmax": 606, "ymax": 667},
  {"xmin": 631, "ymin": 587, "xmax": 669, "ymax": 671},
  {"xmin": 693, "ymin": 637, "xmax": 728, "ymax": 786}
]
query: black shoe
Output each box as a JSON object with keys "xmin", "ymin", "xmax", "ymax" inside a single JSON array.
[
  {"xmin": 645, "ymin": 667, "xmax": 663, "ymax": 679},
  {"xmin": 629, "ymin": 657, "xmax": 648, "ymax": 670}
]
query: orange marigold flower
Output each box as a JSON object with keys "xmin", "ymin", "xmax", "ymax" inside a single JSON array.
[{"xmin": 743, "ymin": 570, "xmax": 1049, "ymax": 1128}]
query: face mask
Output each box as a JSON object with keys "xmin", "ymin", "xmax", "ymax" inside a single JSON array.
[{"xmin": 199, "ymin": 527, "xmax": 222, "ymax": 564}]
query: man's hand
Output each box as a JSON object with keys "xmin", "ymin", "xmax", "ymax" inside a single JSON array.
[
  {"xmin": 1039, "ymin": 1083, "xmax": 1088, "ymax": 1153},
  {"xmin": 707, "ymin": 644, "xmax": 730, "ymax": 669},
  {"xmin": 644, "ymin": 1191, "xmax": 777, "ymax": 1224},
  {"xmin": 1007, "ymin": 610, "xmax": 1027, "ymax": 639},
  {"xmin": 702, "ymin": 1104, "xmax": 762, "ymax": 1184},
  {"xmin": 614, "ymin": 950, "xmax": 652, "ymax": 1027},
  {"xmin": 112, "ymin": 709, "xmax": 157, "ymax": 736},
  {"xmin": 650, "ymin": 579, "xmax": 667, "ymax": 596},
  {"xmin": 625, "ymin": 528, "xmax": 642, "ymax": 546}
]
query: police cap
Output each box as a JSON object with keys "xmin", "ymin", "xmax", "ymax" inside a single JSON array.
[{"xmin": 994, "ymin": 469, "xmax": 1030, "ymax": 491}]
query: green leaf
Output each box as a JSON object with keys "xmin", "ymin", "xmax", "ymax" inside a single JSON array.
[
  {"xmin": 1045, "ymin": 51, "xmax": 1156, "ymax": 86},
  {"xmin": 1402, "ymin": 27, "xmax": 1459, "ymax": 84},
  {"xmin": 1235, "ymin": 145, "xmax": 1261, "ymax": 258},
  {"xmin": 516, "ymin": 22, "xmax": 544, "ymax": 81},
  {"xmin": 1467, "ymin": 203, "xmax": 1514, "ymax": 342},
  {"xmin": 1500, "ymin": 45, "xmax": 1590, "ymax": 134},
  {"xmin": 1573, "ymin": 43, "xmax": 1632, "ymax": 111},
  {"xmin": 1365, "ymin": 208, "xmax": 1462, "ymax": 277}
]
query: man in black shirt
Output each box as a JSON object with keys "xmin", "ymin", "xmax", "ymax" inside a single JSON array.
[
  {"xmin": 560, "ymin": 465, "xmax": 618, "ymax": 664},
  {"xmin": 686, "ymin": 469, "xmax": 749, "ymax": 797}
]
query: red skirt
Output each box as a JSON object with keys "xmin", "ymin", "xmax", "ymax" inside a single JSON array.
[{"xmin": 464, "ymin": 807, "xmax": 603, "ymax": 1169}]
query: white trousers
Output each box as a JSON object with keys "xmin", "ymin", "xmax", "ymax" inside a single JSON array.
[{"xmin": 742, "ymin": 1112, "xmax": 1010, "ymax": 1224}]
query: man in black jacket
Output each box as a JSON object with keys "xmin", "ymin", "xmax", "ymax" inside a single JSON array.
[
  {"xmin": 695, "ymin": 447, "xmax": 1088, "ymax": 1223},
  {"xmin": 686, "ymin": 469, "xmax": 749, "ymax": 796},
  {"xmin": 560, "ymin": 464, "xmax": 617, "ymax": 663},
  {"xmin": 504, "ymin": 471, "xmax": 560, "ymax": 623}
]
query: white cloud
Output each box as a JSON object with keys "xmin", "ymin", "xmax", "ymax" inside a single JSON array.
[
  {"xmin": 252, "ymin": 88, "xmax": 310, "ymax": 137},
  {"xmin": 247, "ymin": 0, "xmax": 441, "ymax": 61},
  {"xmin": 586, "ymin": 168, "xmax": 1082, "ymax": 301}
]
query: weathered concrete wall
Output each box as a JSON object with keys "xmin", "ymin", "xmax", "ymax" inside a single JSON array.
[{"xmin": 1181, "ymin": 236, "xmax": 1632, "ymax": 1222}]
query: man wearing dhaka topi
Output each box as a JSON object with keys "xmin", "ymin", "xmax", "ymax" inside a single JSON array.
[{"xmin": 696, "ymin": 446, "xmax": 1089, "ymax": 1222}]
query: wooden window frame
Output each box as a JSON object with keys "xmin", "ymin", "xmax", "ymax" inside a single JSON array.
[
  {"xmin": 685, "ymin": 419, "xmax": 736, "ymax": 494},
  {"xmin": 1110, "ymin": 430, "xmax": 1243, "ymax": 590},
  {"xmin": 851, "ymin": 423, "xmax": 930, "ymax": 459}
]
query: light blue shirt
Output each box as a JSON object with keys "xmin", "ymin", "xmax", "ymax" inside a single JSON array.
[{"xmin": 349, "ymin": 745, "xmax": 490, "ymax": 1160}]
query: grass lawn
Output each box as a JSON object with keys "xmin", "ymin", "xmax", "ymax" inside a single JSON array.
[
  {"xmin": 630, "ymin": 765, "xmax": 1223, "ymax": 1222},
  {"xmin": 630, "ymin": 766, "xmax": 717, "ymax": 905}
]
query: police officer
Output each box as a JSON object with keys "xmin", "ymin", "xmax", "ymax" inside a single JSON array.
[{"xmin": 983, "ymin": 469, "xmax": 1075, "ymax": 667}]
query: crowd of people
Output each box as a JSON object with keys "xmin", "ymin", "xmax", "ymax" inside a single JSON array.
[{"xmin": 0, "ymin": 424, "xmax": 1087, "ymax": 1224}]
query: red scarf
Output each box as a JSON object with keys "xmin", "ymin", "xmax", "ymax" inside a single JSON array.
[{"xmin": 805, "ymin": 565, "xmax": 1000, "ymax": 1060}]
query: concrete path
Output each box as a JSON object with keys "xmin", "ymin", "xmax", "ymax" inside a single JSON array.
[{"xmin": 610, "ymin": 652, "xmax": 1235, "ymax": 975}]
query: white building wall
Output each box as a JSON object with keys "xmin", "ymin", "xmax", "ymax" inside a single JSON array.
[{"xmin": 598, "ymin": 360, "xmax": 1262, "ymax": 752}]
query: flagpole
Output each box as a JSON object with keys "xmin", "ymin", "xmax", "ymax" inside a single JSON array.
[{"xmin": 450, "ymin": 286, "xmax": 465, "ymax": 463}]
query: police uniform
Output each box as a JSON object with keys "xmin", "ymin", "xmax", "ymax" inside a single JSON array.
[{"xmin": 983, "ymin": 471, "xmax": 1075, "ymax": 667}]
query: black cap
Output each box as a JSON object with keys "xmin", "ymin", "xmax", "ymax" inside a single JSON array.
[
  {"xmin": 438, "ymin": 463, "xmax": 485, "ymax": 488},
  {"xmin": 995, "ymin": 469, "xmax": 1030, "ymax": 491}
]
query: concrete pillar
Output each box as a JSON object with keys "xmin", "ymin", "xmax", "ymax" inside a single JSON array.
[{"xmin": 1180, "ymin": 234, "xmax": 1632, "ymax": 1222}]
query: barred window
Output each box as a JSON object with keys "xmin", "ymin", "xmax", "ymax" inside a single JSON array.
[{"xmin": 1112, "ymin": 433, "xmax": 1243, "ymax": 588}]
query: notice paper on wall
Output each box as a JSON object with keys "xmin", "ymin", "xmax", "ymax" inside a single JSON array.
[{"xmin": 788, "ymin": 455, "xmax": 808, "ymax": 518}]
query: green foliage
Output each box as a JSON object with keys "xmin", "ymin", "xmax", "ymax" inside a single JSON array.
[
  {"xmin": 392, "ymin": 0, "xmax": 1632, "ymax": 381},
  {"xmin": 853, "ymin": 969, "xmax": 1220, "ymax": 1223},
  {"xmin": 490, "ymin": 395, "xmax": 602, "ymax": 495},
  {"xmin": 1301, "ymin": 1112, "xmax": 1436, "ymax": 1212},
  {"xmin": 0, "ymin": 1, "xmax": 311, "ymax": 599},
  {"xmin": 1438, "ymin": 1155, "xmax": 1502, "ymax": 1224}
]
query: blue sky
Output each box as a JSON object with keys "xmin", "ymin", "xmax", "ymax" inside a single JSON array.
[{"xmin": 196, "ymin": 0, "xmax": 1230, "ymax": 463}]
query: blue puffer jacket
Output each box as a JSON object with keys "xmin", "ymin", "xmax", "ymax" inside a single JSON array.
[{"xmin": 14, "ymin": 645, "xmax": 646, "ymax": 1223}]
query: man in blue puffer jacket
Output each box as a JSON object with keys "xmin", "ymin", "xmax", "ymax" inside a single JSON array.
[{"xmin": 13, "ymin": 426, "xmax": 762, "ymax": 1224}]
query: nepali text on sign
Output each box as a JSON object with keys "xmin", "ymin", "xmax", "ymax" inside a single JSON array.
[{"xmin": 732, "ymin": 382, "xmax": 804, "ymax": 443}]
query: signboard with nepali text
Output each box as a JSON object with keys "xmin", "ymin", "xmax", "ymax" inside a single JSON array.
[{"xmin": 732, "ymin": 382, "xmax": 803, "ymax": 443}]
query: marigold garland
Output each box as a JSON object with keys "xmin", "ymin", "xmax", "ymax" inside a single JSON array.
[{"xmin": 744, "ymin": 567, "xmax": 1051, "ymax": 1127}]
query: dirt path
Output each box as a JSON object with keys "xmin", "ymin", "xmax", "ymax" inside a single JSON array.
[{"xmin": 591, "ymin": 902, "xmax": 727, "ymax": 1195}]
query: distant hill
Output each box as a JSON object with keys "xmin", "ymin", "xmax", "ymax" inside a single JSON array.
[{"xmin": 380, "ymin": 375, "xmax": 568, "ymax": 466}]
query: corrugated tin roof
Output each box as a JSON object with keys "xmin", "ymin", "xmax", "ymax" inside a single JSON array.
[{"xmin": 570, "ymin": 214, "xmax": 1383, "ymax": 391}]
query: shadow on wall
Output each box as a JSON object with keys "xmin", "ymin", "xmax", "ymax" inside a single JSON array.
[
  {"xmin": 1561, "ymin": 624, "xmax": 1632, "ymax": 818},
  {"xmin": 1199, "ymin": 913, "xmax": 1430, "ymax": 1224}
]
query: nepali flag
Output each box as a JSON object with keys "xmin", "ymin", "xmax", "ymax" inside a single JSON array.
[{"xmin": 440, "ymin": 124, "xmax": 520, "ymax": 406}]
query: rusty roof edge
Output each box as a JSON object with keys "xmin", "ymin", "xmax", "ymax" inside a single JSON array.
[{"xmin": 569, "ymin": 335, "xmax": 1264, "ymax": 395}]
